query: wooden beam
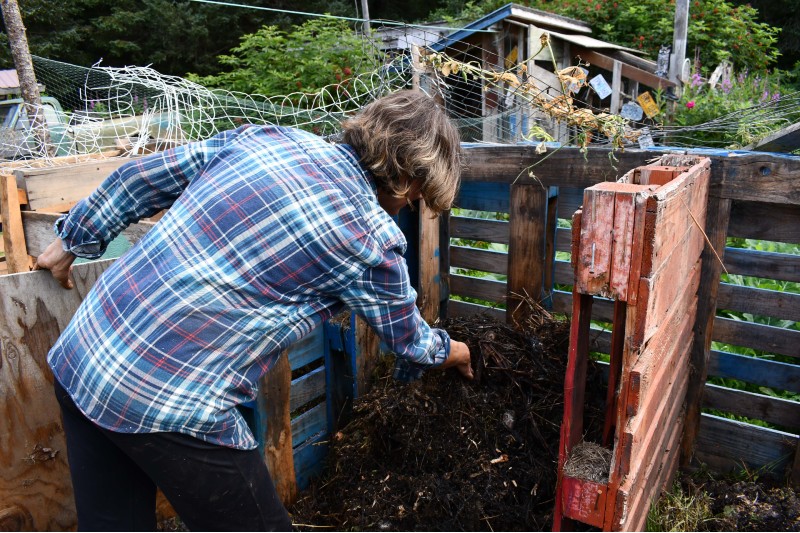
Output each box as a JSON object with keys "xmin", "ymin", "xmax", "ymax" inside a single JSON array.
[
  {"xmin": 260, "ymin": 350, "xmax": 298, "ymax": 506},
  {"xmin": 417, "ymin": 200, "xmax": 440, "ymax": 323},
  {"xmin": 571, "ymin": 47, "xmax": 676, "ymax": 90},
  {"xmin": 507, "ymin": 183, "xmax": 546, "ymax": 324},
  {"xmin": 744, "ymin": 121, "xmax": 800, "ymax": 153},
  {"xmin": 681, "ymin": 195, "xmax": 731, "ymax": 466},
  {"xmin": 0, "ymin": 172, "xmax": 30, "ymax": 272}
]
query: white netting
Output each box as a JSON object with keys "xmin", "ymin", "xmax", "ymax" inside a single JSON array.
[{"xmin": 1, "ymin": 20, "xmax": 798, "ymax": 173}]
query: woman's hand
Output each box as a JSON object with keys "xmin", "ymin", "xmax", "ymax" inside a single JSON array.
[
  {"xmin": 34, "ymin": 238, "xmax": 76, "ymax": 289},
  {"xmin": 440, "ymin": 340, "xmax": 473, "ymax": 380}
]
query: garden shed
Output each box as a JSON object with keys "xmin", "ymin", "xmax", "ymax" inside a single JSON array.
[{"xmin": 380, "ymin": 3, "xmax": 677, "ymax": 144}]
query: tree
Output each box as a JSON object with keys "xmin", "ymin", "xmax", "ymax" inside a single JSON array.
[
  {"xmin": 0, "ymin": 0, "xmax": 51, "ymax": 154},
  {"xmin": 190, "ymin": 17, "xmax": 382, "ymax": 96},
  {"xmin": 436, "ymin": 0, "xmax": 781, "ymax": 73}
]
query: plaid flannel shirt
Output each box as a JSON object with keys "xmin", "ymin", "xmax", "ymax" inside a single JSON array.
[{"xmin": 47, "ymin": 125, "xmax": 450, "ymax": 450}]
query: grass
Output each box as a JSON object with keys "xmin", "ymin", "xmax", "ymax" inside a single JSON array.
[{"xmin": 647, "ymin": 481, "xmax": 716, "ymax": 532}]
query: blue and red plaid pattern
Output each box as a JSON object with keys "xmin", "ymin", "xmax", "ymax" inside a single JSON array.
[{"xmin": 48, "ymin": 125, "xmax": 450, "ymax": 450}]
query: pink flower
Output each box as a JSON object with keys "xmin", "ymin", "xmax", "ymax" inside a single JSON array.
[{"xmin": 686, "ymin": 101, "xmax": 695, "ymax": 109}]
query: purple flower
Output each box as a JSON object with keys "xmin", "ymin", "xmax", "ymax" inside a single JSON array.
[
  {"xmin": 691, "ymin": 72, "xmax": 704, "ymax": 87},
  {"xmin": 772, "ymin": 92, "xmax": 781, "ymax": 102},
  {"xmin": 760, "ymin": 90, "xmax": 770, "ymax": 103},
  {"xmin": 721, "ymin": 76, "xmax": 732, "ymax": 94}
]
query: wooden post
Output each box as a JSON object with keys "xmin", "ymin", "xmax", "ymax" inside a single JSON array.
[
  {"xmin": 507, "ymin": 183, "xmax": 546, "ymax": 325},
  {"xmin": 681, "ymin": 195, "xmax": 731, "ymax": 466},
  {"xmin": 610, "ymin": 60, "xmax": 622, "ymax": 114},
  {"xmin": 417, "ymin": 200, "xmax": 440, "ymax": 324},
  {"xmin": 438, "ymin": 209, "xmax": 451, "ymax": 321},
  {"xmin": 0, "ymin": 172, "xmax": 31, "ymax": 272},
  {"xmin": 669, "ymin": 0, "xmax": 690, "ymax": 94},
  {"xmin": 260, "ymin": 350, "xmax": 298, "ymax": 506}
]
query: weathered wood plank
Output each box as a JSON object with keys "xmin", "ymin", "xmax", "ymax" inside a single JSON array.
[
  {"xmin": 445, "ymin": 299, "xmax": 505, "ymax": 322},
  {"xmin": 723, "ymin": 247, "xmax": 800, "ymax": 283},
  {"xmin": 694, "ymin": 413, "xmax": 797, "ymax": 475},
  {"xmin": 634, "ymin": 241, "xmax": 703, "ymax": 350},
  {"xmin": 572, "ymin": 47, "xmax": 677, "ymax": 91},
  {"xmin": 507, "ymin": 184, "xmax": 546, "ymax": 321},
  {"xmin": 290, "ymin": 366, "xmax": 325, "ymax": 413},
  {"xmin": 716, "ymin": 155, "xmax": 800, "ymax": 205},
  {"xmin": 551, "ymin": 288, "xmax": 616, "ymax": 324},
  {"xmin": 1, "ymin": 173, "xmax": 30, "ymax": 273},
  {"xmin": 449, "ymin": 274, "xmax": 506, "ymax": 304},
  {"xmin": 555, "ymin": 227, "xmax": 572, "ymax": 253},
  {"xmin": 618, "ymin": 399, "xmax": 684, "ymax": 531},
  {"xmin": 728, "ymin": 199, "xmax": 800, "ymax": 243},
  {"xmin": 717, "ymin": 282, "xmax": 800, "ymax": 323},
  {"xmin": 620, "ymin": 340, "xmax": 692, "ymax": 477},
  {"xmin": 260, "ymin": 350, "xmax": 298, "ymax": 506},
  {"xmin": 287, "ymin": 327, "xmax": 325, "ymax": 372},
  {"xmin": 708, "ymin": 350, "xmax": 800, "ymax": 394},
  {"xmin": 449, "ymin": 216, "xmax": 509, "ymax": 244},
  {"xmin": 455, "ymin": 181, "xmax": 510, "ymax": 212},
  {"xmin": 608, "ymin": 189, "xmax": 637, "ymax": 302},
  {"xmin": 557, "ymin": 187, "xmax": 584, "ymax": 221},
  {"xmin": 743, "ymin": 121, "xmax": 800, "ymax": 153},
  {"xmin": 0, "ymin": 260, "xmax": 115, "ymax": 531},
  {"xmin": 292, "ymin": 431, "xmax": 328, "ymax": 492},
  {"xmin": 703, "ymin": 383, "xmax": 800, "ymax": 431},
  {"xmin": 624, "ymin": 286, "xmax": 697, "ymax": 421},
  {"xmin": 290, "ymin": 403, "xmax": 327, "ymax": 448},
  {"xmin": 461, "ymin": 145, "xmax": 653, "ymax": 186},
  {"xmin": 575, "ymin": 187, "xmax": 615, "ymax": 296},
  {"xmin": 450, "ymin": 245, "xmax": 508, "ymax": 276},
  {"xmin": 640, "ymin": 161, "xmax": 710, "ymax": 278},
  {"xmin": 20, "ymin": 158, "xmax": 133, "ymax": 212},
  {"xmin": 682, "ymin": 196, "xmax": 731, "ymax": 466},
  {"xmin": 417, "ymin": 200, "xmax": 440, "ymax": 323},
  {"xmin": 712, "ymin": 317, "xmax": 800, "ymax": 359}
]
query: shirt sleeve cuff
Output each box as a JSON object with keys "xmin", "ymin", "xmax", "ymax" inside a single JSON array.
[
  {"xmin": 392, "ymin": 328, "xmax": 451, "ymax": 383},
  {"xmin": 54, "ymin": 214, "xmax": 106, "ymax": 259}
]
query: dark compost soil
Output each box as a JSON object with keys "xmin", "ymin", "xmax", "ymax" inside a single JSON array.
[
  {"xmin": 290, "ymin": 312, "xmax": 608, "ymax": 531},
  {"xmin": 677, "ymin": 473, "xmax": 800, "ymax": 531}
]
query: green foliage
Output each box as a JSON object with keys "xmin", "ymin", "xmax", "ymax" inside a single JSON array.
[
  {"xmin": 440, "ymin": 0, "xmax": 781, "ymax": 73},
  {"xmin": 188, "ymin": 18, "xmax": 380, "ymax": 97},
  {"xmin": 533, "ymin": 0, "xmax": 780, "ymax": 72},
  {"xmin": 668, "ymin": 67, "xmax": 800, "ymax": 147}
]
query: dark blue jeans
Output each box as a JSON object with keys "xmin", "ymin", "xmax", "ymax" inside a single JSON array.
[{"xmin": 54, "ymin": 380, "xmax": 292, "ymax": 532}]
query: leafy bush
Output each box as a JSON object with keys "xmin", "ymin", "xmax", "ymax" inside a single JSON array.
[{"xmin": 188, "ymin": 18, "xmax": 381, "ymax": 96}]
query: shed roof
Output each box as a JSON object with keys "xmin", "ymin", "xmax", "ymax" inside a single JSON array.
[
  {"xmin": 0, "ymin": 69, "xmax": 20, "ymax": 90},
  {"xmin": 431, "ymin": 3, "xmax": 593, "ymax": 52}
]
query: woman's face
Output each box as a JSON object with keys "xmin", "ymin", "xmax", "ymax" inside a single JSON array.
[{"xmin": 377, "ymin": 180, "xmax": 423, "ymax": 216}]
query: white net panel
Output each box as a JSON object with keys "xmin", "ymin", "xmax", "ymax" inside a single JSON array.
[{"xmin": 1, "ymin": 20, "xmax": 798, "ymax": 173}]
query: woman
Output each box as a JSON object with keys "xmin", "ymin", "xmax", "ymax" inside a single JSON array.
[{"xmin": 36, "ymin": 90, "xmax": 472, "ymax": 531}]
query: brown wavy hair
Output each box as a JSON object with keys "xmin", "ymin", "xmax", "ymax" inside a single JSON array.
[{"xmin": 341, "ymin": 90, "xmax": 462, "ymax": 215}]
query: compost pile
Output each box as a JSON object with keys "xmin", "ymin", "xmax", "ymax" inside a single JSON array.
[{"xmin": 291, "ymin": 311, "xmax": 606, "ymax": 531}]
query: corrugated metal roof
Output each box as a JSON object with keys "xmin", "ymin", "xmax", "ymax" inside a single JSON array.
[
  {"xmin": 0, "ymin": 69, "xmax": 20, "ymax": 90},
  {"xmin": 431, "ymin": 3, "xmax": 592, "ymax": 52}
]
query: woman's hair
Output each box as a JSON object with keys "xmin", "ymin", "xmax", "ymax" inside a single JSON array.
[{"xmin": 341, "ymin": 90, "xmax": 462, "ymax": 215}]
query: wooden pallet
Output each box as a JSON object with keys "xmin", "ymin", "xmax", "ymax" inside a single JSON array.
[{"xmin": 554, "ymin": 155, "xmax": 711, "ymax": 531}]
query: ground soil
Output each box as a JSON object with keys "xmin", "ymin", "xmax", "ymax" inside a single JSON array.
[
  {"xmin": 678, "ymin": 472, "xmax": 800, "ymax": 531},
  {"xmin": 290, "ymin": 311, "xmax": 608, "ymax": 531}
]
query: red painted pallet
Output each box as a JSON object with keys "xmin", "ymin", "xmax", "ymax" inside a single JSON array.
[{"xmin": 554, "ymin": 155, "xmax": 711, "ymax": 531}]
